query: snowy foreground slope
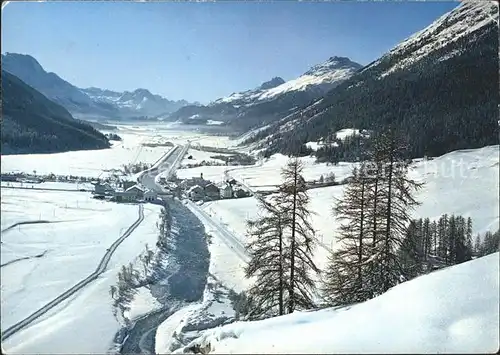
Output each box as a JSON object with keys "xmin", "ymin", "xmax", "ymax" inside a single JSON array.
[{"xmin": 177, "ymin": 253, "xmax": 500, "ymax": 354}]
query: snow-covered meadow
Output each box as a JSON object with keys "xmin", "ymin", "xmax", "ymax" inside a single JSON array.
[
  {"xmin": 1, "ymin": 187, "xmax": 163, "ymax": 353},
  {"xmin": 177, "ymin": 252, "xmax": 500, "ymax": 354},
  {"xmin": 0, "ymin": 123, "xmax": 237, "ymax": 180},
  {"xmin": 180, "ymin": 148, "xmax": 231, "ymax": 168},
  {"xmin": 1, "ymin": 131, "xmax": 167, "ymax": 179}
]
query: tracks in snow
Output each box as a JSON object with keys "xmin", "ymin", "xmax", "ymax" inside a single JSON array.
[
  {"xmin": 1, "ymin": 220, "xmax": 54, "ymax": 234},
  {"xmin": 1, "ymin": 204, "xmax": 145, "ymax": 342},
  {"xmin": 0, "ymin": 250, "xmax": 49, "ymax": 268}
]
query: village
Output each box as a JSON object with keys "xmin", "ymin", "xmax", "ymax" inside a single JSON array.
[
  {"xmin": 1, "ymin": 144, "xmax": 340, "ymax": 207},
  {"xmin": 90, "ymin": 171, "xmax": 252, "ymax": 204}
]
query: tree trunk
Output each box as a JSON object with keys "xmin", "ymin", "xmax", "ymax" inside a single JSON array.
[
  {"xmin": 288, "ymin": 165, "xmax": 298, "ymax": 314},
  {"xmin": 358, "ymin": 177, "xmax": 365, "ymax": 290},
  {"xmin": 278, "ymin": 225, "xmax": 284, "ymax": 315},
  {"xmin": 383, "ymin": 142, "xmax": 394, "ymax": 292}
]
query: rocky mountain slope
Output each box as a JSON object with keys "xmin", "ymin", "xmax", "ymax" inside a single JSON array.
[
  {"xmin": 1, "ymin": 70, "xmax": 110, "ymax": 155},
  {"xmin": 250, "ymin": 0, "xmax": 499, "ymax": 160},
  {"xmin": 168, "ymin": 56, "xmax": 362, "ymax": 131},
  {"xmin": 1, "ymin": 53, "xmax": 191, "ymax": 120}
]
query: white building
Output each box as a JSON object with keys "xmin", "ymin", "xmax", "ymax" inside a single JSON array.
[
  {"xmin": 220, "ymin": 183, "xmax": 233, "ymax": 199},
  {"xmin": 143, "ymin": 189, "xmax": 157, "ymax": 202},
  {"xmin": 125, "ymin": 185, "xmax": 145, "ymax": 200}
]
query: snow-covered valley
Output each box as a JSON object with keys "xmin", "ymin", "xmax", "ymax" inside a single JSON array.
[{"xmin": 1, "ymin": 121, "xmax": 498, "ymax": 354}]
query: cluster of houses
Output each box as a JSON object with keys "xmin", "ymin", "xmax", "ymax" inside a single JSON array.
[
  {"xmin": 92, "ymin": 172, "xmax": 252, "ymax": 204},
  {"xmin": 178, "ymin": 173, "xmax": 251, "ymax": 202},
  {"xmin": 92, "ymin": 180, "xmax": 158, "ymax": 203}
]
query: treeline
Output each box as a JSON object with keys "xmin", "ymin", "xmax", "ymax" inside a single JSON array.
[
  {"xmin": 1, "ymin": 70, "xmax": 110, "ymax": 155},
  {"xmin": 237, "ymin": 128, "xmax": 499, "ymax": 321},
  {"xmin": 122, "ymin": 161, "xmax": 152, "ymax": 175},
  {"xmin": 400, "ymin": 215, "xmax": 472, "ymax": 280},
  {"xmin": 105, "ymin": 133, "xmax": 122, "ymax": 141},
  {"xmin": 475, "ymin": 230, "xmax": 500, "ymax": 258},
  {"xmin": 400, "ymin": 215, "xmax": 499, "ymax": 281}
]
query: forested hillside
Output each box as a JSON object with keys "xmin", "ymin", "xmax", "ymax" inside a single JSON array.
[
  {"xmin": 1, "ymin": 71, "xmax": 110, "ymax": 155},
  {"xmin": 250, "ymin": 1, "xmax": 499, "ymax": 161}
]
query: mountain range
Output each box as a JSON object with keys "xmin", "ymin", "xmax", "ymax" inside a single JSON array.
[
  {"xmin": 247, "ymin": 0, "xmax": 499, "ymax": 160},
  {"xmin": 80, "ymin": 87, "xmax": 190, "ymax": 119},
  {"xmin": 2, "ymin": 0, "xmax": 497, "ymax": 161},
  {"xmin": 169, "ymin": 56, "xmax": 363, "ymax": 130},
  {"xmin": 1, "ymin": 53, "xmax": 192, "ymax": 120}
]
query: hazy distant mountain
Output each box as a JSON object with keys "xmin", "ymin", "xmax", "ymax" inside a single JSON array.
[
  {"xmin": 1, "ymin": 53, "xmax": 118, "ymax": 119},
  {"xmin": 81, "ymin": 87, "xmax": 190, "ymax": 119},
  {"xmin": 1, "ymin": 70, "xmax": 110, "ymax": 155},
  {"xmin": 168, "ymin": 56, "xmax": 362, "ymax": 130},
  {"xmin": 1, "ymin": 53, "xmax": 192, "ymax": 120}
]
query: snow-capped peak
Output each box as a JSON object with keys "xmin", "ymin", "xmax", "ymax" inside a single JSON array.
[
  {"xmin": 304, "ymin": 56, "xmax": 362, "ymax": 76},
  {"xmin": 371, "ymin": 0, "xmax": 498, "ymax": 77},
  {"xmin": 212, "ymin": 56, "xmax": 361, "ymax": 106},
  {"xmin": 257, "ymin": 56, "xmax": 362, "ymax": 100},
  {"xmin": 259, "ymin": 77, "xmax": 286, "ymax": 90}
]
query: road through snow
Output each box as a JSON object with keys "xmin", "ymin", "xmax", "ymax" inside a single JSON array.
[
  {"xmin": 1, "ymin": 204, "xmax": 145, "ymax": 342},
  {"xmin": 186, "ymin": 201, "xmax": 250, "ymax": 263}
]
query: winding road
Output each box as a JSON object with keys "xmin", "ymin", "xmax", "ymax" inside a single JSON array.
[{"xmin": 1, "ymin": 204, "xmax": 145, "ymax": 342}]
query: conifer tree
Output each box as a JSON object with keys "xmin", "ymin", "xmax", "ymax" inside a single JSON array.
[
  {"xmin": 398, "ymin": 220, "xmax": 424, "ymax": 279},
  {"xmin": 245, "ymin": 195, "xmax": 288, "ymax": 319},
  {"xmin": 474, "ymin": 234, "xmax": 482, "ymax": 256},
  {"xmin": 245, "ymin": 158, "xmax": 319, "ymax": 317},
  {"xmin": 321, "ymin": 164, "xmax": 372, "ymax": 305},
  {"xmin": 366, "ymin": 128, "xmax": 423, "ymax": 295},
  {"xmin": 277, "ymin": 158, "xmax": 319, "ymax": 312},
  {"xmin": 323, "ymin": 128, "xmax": 422, "ymax": 303}
]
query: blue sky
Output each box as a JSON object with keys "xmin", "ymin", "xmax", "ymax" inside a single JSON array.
[{"xmin": 2, "ymin": 1, "xmax": 458, "ymax": 103}]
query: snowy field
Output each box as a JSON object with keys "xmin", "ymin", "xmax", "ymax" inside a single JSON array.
[
  {"xmin": 178, "ymin": 252, "xmax": 499, "ymax": 354},
  {"xmin": 180, "ymin": 148, "xmax": 230, "ymax": 168},
  {"xmin": 176, "ymin": 152, "xmax": 352, "ymax": 187},
  {"xmin": 200, "ymin": 187, "xmax": 340, "ymax": 273},
  {"xmin": 228, "ymin": 153, "xmax": 356, "ymax": 187},
  {"xmin": 1, "ymin": 188, "xmax": 137, "ymax": 329},
  {"xmin": 187, "ymin": 201, "xmax": 251, "ymax": 293},
  {"xmin": 198, "ymin": 145, "xmax": 499, "ymax": 273},
  {"xmin": 1, "ymin": 131, "xmax": 168, "ymax": 179},
  {"xmin": 2, "ymin": 193, "xmax": 163, "ymax": 354},
  {"xmin": 0, "ymin": 122, "xmax": 238, "ymax": 180}
]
